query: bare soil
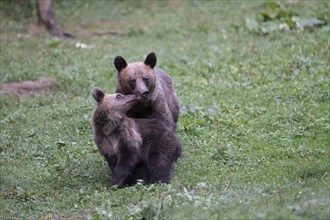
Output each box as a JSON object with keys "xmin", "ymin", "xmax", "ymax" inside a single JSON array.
[{"xmin": 0, "ymin": 77, "xmax": 54, "ymax": 99}]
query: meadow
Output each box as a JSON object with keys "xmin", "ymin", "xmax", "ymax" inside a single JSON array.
[{"xmin": 0, "ymin": 1, "xmax": 329, "ymax": 219}]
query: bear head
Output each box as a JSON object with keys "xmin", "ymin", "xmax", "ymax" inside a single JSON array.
[
  {"xmin": 92, "ymin": 87, "xmax": 137, "ymax": 135},
  {"xmin": 114, "ymin": 52, "xmax": 157, "ymax": 103}
]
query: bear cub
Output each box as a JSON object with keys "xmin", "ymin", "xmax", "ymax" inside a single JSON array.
[
  {"xmin": 114, "ymin": 52, "xmax": 179, "ymax": 130},
  {"xmin": 91, "ymin": 87, "xmax": 181, "ymax": 188}
]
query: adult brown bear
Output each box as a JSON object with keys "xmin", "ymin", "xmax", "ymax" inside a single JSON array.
[
  {"xmin": 91, "ymin": 88, "xmax": 181, "ymax": 188},
  {"xmin": 114, "ymin": 52, "xmax": 179, "ymax": 130}
]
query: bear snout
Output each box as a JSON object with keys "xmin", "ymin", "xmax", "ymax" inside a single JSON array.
[{"xmin": 141, "ymin": 91, "xmax": 149, "ymax": 98}]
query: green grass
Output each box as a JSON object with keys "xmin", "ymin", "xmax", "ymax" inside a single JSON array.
[{"xmin": 1, "ymin": 1, "xmax": 329, "ymax": 219}]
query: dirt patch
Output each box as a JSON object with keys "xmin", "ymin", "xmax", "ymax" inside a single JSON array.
[{"xmin": 0, "ymin": 77, "xmax": 54, "ymax": 99}]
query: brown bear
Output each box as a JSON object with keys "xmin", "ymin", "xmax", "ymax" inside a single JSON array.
[
  {"xmin": 91, "ymin": 87, "xmax": 181, "ymax": 188},
  {"xmin": 114, "ymin": 52, "xmax": 179, "ymax": 130}
]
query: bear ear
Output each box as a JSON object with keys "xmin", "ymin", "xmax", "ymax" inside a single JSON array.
[
  {"xmin": 114, "ymin": 56, "xmax": 128, "ymax": 72},
  {"xmin": 92, "ymin": 87, "xmax": 105, "ymax": 102},
  {"xmin": 144, "ymin": 52, "xmax": 157, "ymax": 68}
]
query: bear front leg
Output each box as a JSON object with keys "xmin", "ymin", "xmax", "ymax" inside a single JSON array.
[
  {"xmin": 107, "ymin": 147, "xmax": 140, "ymax": 188},
  {"xmin": 147, "ymin": 154, "xmax": 173, "ymax": 184},
  {"xmin": 106, "ymin": 155, "xmax": 118, "ymax": 174},
  {"xmin": 108, "ymin": 165, "xmax": 131, "ymax": 188}
]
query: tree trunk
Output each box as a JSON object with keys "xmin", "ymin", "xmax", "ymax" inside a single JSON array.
[{"xmin": 36, "ymin": 0, "xmax": 71, "ymax": 38}]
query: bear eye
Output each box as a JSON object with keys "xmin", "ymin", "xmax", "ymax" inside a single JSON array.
[
  {"xmin": 116, "ymin": 94, "xmax": 122, "ymax": 99},
  {"xmin": 129, "ymin": 79, "xmax": 136, "ymax": 88},
  {"xmin": 143, "ymin": 77, "xmax": 149, "ymax": 86}
]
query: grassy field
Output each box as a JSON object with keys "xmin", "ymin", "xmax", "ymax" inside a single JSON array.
[{"xmin": 1, "ymin": 1, "xmax": 329, "ymax": 219}]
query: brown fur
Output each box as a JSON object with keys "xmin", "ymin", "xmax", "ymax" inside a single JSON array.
[
  {"xmin": 114, "ymin": 52, "xmax": 180, "ymax": 130},
  {"xmin": 91, "ymin": 88, "xmax": 181, "ymax": 188}
]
